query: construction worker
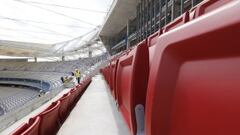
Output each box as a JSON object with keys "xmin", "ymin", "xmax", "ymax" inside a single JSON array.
[{"xmin": 75, "ymin": 69, "xmax": 81, "ymax": 84}]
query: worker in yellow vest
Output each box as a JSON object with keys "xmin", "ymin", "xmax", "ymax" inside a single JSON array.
[{"xmin": 75, "ymin": 69, "xmax": 81, "ymax": 84}]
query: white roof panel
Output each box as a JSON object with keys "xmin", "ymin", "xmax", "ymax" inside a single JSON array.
[{"xmin": 0, "ymin": 0, "xmax": 112, "ymax": 57}]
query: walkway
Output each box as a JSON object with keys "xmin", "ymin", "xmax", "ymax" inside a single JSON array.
[{"xmin": 57, "ymin": 75, "xmax": 130, "ymax": 135}]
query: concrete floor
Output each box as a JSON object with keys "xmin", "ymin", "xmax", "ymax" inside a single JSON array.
[{"xmin": 57, "ymin": 75, "xmax": 130, "ymax": 135}]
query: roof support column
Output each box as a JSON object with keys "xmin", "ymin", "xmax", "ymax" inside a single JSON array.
[
  {"xmin": 137, "ymin": 4, "xmax": 140, "ymax": 42},
  {"xmin": 88, "ymin": 51, "xmax": 93, "ymax": 58},
  {"xmin": 62, "ymin": 56, "xmax": 65, "ymax": 61},
  {"xmin": 159, "ymin": 0, "xmax": 162, "ymax": 29},
  {"xmin": 34, "ymin": 57, "xmax": 37, "ymax": 62},
  {"xmin": 126, "ymin": 19, "xmax": 130, "ymax": 49}
]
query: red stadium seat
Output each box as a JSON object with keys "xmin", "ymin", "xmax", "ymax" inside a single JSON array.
[
  {"xmin": 189, "ymin": 0, "xmax": 233, "ymax": 20},
  {"xmin": 59, "ymin": 93, "xmax": 71, "ymax": 123},
  {"xmin": 68, "ymin": 89, "xmax": 77, "ymax": 107},
  {"xmin": 85, "ymin": 79, "xmax": 91, "ymax": 90},
  {"xmin": 145, "ymin": 2, "xmax": 240, "ymax": 135},
  {"xmin": 76, "ymin": 84, "xmax": 82, "ymax": 91},
  {"xmin": 38, "ymin": 101, "xmax": 60, "ymax": 135},
  {"xmin": 12, "ymin": 117, "xmax": 40, "ymax": 135},
  {"xmin": 163, "ymin": 12, "xmax": 189, "ymax": 33},
  {"xmin": 110, "ymin": 59, "xmax": 119, "ymax": 100},
  {"xmin": 85, "ymin": 78, "xmax": 92, "ymax": 88},
  {"xmin": 103, "ymin": 66, "xmax": 107, "ymax": 84},
  {"xmin": 109, "ymin": 61, "xmax": 114, "ymax": 91},
  {"xmin": 11, "ymin": 123, "xmax": 28, "ymax": 135},
  {"xmin": 106, "ymin": 65, "xmax": 111, "ymax": 85},
  {"xmin": 148, "ymin": 31, "xmax": 160, "ymax": 45},
  {"xmin": 23, "ymin": 117, "xmax": 41, "ymax": 135},
  {"xmin": 116, "ymin": 40, "xmax": 149, "ymax": 135},
  {"xmin": 81, "ymin": 81, "xmax": 87, "ymax": 89},
  {"xmin": 105, "ymin": 66, "xmax": 109, "ymax": 84},
  {"xmin": 147, "ymin": 30, "xmax": 162, "ymax": 68},
  {"xmin": 75, "ymin": 85, "xmax": 83, "ymax": 98}
]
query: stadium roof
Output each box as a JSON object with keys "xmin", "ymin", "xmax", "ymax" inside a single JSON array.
[
  {"xmin": 0, "ymin": 0, "xmax": 112, "ymax": 57},
  {"xmin": 99, "ymin": 0, "xmax": 138, "ymax": 44}
]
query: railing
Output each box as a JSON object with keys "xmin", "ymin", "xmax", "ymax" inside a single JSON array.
[{"xmin": 112, "ymin": 32, "xmax": 138, "ymax": 51}]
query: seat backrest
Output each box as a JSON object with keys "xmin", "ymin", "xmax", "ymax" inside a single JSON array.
[
  {"xmin": 38, "ymin": 101, "xmax": 60, "ymax": 135},
  {"xmin": 59, "ymin": 93, "xmax": 71, "ymax": 123},
  {"xmin": 116, "ymin": 40, "xmax": 149, "ymax": 135},
  {"xmin": 22, "ymin": 117, "xmax": 40, "ymax": 135},
  {"xmin": 75, "ymin": 85, "xmax": 83, "ymax": 98},
  {"xmin": 11, "ymin": 123, "xmax": 28, "ymax": 135},
  {"xmin": 145, "ymin": 2, "xmax": 240, "ymax": 135},
  {"xmin": 110, "ymin": 59, "xmax": 119, "ymax": 100},
  {"xmin": 76, "ymin": 84, "xmax": 82, "ymax": 91},
  {"xmin": 86, "ymin": 79, "xmax": 91, "ymax": 87},
  {"xmin": 147, "ymin": 30, "xmax": 162, "ymax": 68},
  {"xmin": 69, "ymin": 89, "xmax": 77, "ymax": 106},
  {"xmin": 163, "ymin": 12, "xmax": 189, "ymax": 33},
  {"xmin": 11, "ymin": 117, "xmax": 40, "ymax": 135},
  {"xmin": 190, "ymin": 0, "xmax": 232, "ymax": 20},
  {"xmin": 109, "ymin": 61, "xmax": 114, "ymax": 90},
  {"xmin": 106, "ymin": 65, "xmax": 111, "ymax": 85},
  {"xmin": 102, "ymin": 68, "xmax": 106, "ymax": 80}
]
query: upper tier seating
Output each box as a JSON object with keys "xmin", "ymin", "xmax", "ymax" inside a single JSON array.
[{"xmin": 0, "ymin": 55, "xmax": 106, "ymax": 74}]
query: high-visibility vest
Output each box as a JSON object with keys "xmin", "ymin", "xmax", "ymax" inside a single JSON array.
[{"xmin": 75, "ymin": 70, "xmax": 81, "ymax": 77}]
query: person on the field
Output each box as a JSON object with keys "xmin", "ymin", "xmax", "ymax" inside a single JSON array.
[{"xmin": 74, "ymin": 69, "xmax": 81, "ymax": 84}]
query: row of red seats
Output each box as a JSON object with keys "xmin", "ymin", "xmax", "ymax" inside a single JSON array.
[
  {"xmin": 11, "ymin": 77, "xmax": 92, "ymax": 135},
  {"xmin": 101, "ymin": 0, "xmax": 239, "ymax": 135}
]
